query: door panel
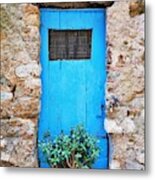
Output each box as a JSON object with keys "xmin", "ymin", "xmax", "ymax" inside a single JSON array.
[{"xmin": 39, "ymin": 9, "xmax": 108, "ymax": 169}]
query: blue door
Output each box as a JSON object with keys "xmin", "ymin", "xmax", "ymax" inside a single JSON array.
[{"xmin": 38, "ymin": 9, "xmax": 108, "ymax": 169}]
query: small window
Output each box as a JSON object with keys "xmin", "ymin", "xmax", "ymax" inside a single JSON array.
[{"xmin": 49, "ymin": 29, "xmax": 92, "ymax": 60}]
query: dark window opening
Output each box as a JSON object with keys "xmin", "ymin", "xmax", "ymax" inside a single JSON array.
[{"xmin": 49, "ymin": 29, "xmax": 92, "ymax": 60}]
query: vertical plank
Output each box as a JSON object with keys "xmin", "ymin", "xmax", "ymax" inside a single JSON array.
[
  {"xmin": 39, "ymin": 10, "xmax": 61, "ymax": 168},
  {"xmin": 60, "ymin": 9, "xmax": 86, "ymax": 133},
  {"xmin": 85, "ymin": 10, "xmax": 107, "ymax": 168}
]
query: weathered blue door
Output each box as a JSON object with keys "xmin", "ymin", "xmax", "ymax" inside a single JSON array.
[{"xmin": 38, "ymin": 9, "xmax": 108, "ymax": 169}]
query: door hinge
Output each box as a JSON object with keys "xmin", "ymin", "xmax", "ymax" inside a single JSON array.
[{"xmin": 97, "ymin": 134, "xmax": 108, "ymax": 139}]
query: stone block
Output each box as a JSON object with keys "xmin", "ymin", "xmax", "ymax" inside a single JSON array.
[
  {"xmin": 11, "ymin": 97, "xmax": 40, "ymax": 118},
  {"xmin": 0, "ymin": 118, "xmax": 38, "ymax": 167},
  {"xmin": 104, "ymin": 119, "xmax": 122, "ymax": 134},
  {"xmin": 1, "ymin": 91, "xmax": 13, "ymax": 102},
  {"xmin": 15, "ymin": 62, "xmax": 40, "ymax": 78}
]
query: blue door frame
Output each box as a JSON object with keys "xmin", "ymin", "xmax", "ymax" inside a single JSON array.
[{"xmin": 38, "ymin": 8, "xmax": 108, "ymax": 169}]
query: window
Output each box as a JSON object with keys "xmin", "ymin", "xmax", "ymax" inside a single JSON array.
[{"xmin": 49, "ymin": 29, "xmax": 92, "ymax": 60}]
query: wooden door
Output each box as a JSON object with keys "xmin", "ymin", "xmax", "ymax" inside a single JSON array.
[{"xmin": 38, "ymin": 9, "xmax": 108, "ymax": 169}]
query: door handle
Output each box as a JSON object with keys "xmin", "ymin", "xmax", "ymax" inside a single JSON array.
[
  {"xmin": 96, "ymin": 104, "xmax": 105, "ymax": 119},
  {"xmin": 101, "ymin": 104, "xmax": 105, "ymax": 112}
]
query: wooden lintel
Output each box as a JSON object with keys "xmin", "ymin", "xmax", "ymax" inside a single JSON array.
[{"xmin": 35, "ymin": 1, "xmax": 114, "ymax": 9}]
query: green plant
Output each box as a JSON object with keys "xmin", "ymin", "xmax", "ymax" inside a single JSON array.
[{"xmin": 39, "ymin": 125, "xmax": 100, "ymax": 168}]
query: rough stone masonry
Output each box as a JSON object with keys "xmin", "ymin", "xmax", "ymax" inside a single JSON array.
[
  {"xmin": 0, "ymin": 1, "xmax": 145, "ymax": 169},
  {"xmin": 106, "ymin": 0, "xmax": 145, "ymax": 169},
  {"xmin": 0, "ymin": 3, "xmax": 40, "ymax": 167}
]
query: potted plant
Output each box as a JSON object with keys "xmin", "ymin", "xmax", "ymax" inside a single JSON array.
[{"xmin": 39, "ymin": 125, "xmax": 100, "ymax": 168}]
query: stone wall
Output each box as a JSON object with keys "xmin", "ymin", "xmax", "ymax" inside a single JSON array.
[
  {"xmin": 106, "ymin": 0, "xmax": 145, "ymax": 170},
  {"xmin": 0, "ymin": 1, "xmax": 145, "ymax": 169},
  {"xmin": 0, "ymin": 4, "xmax": 40, "ymax": 167}
]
